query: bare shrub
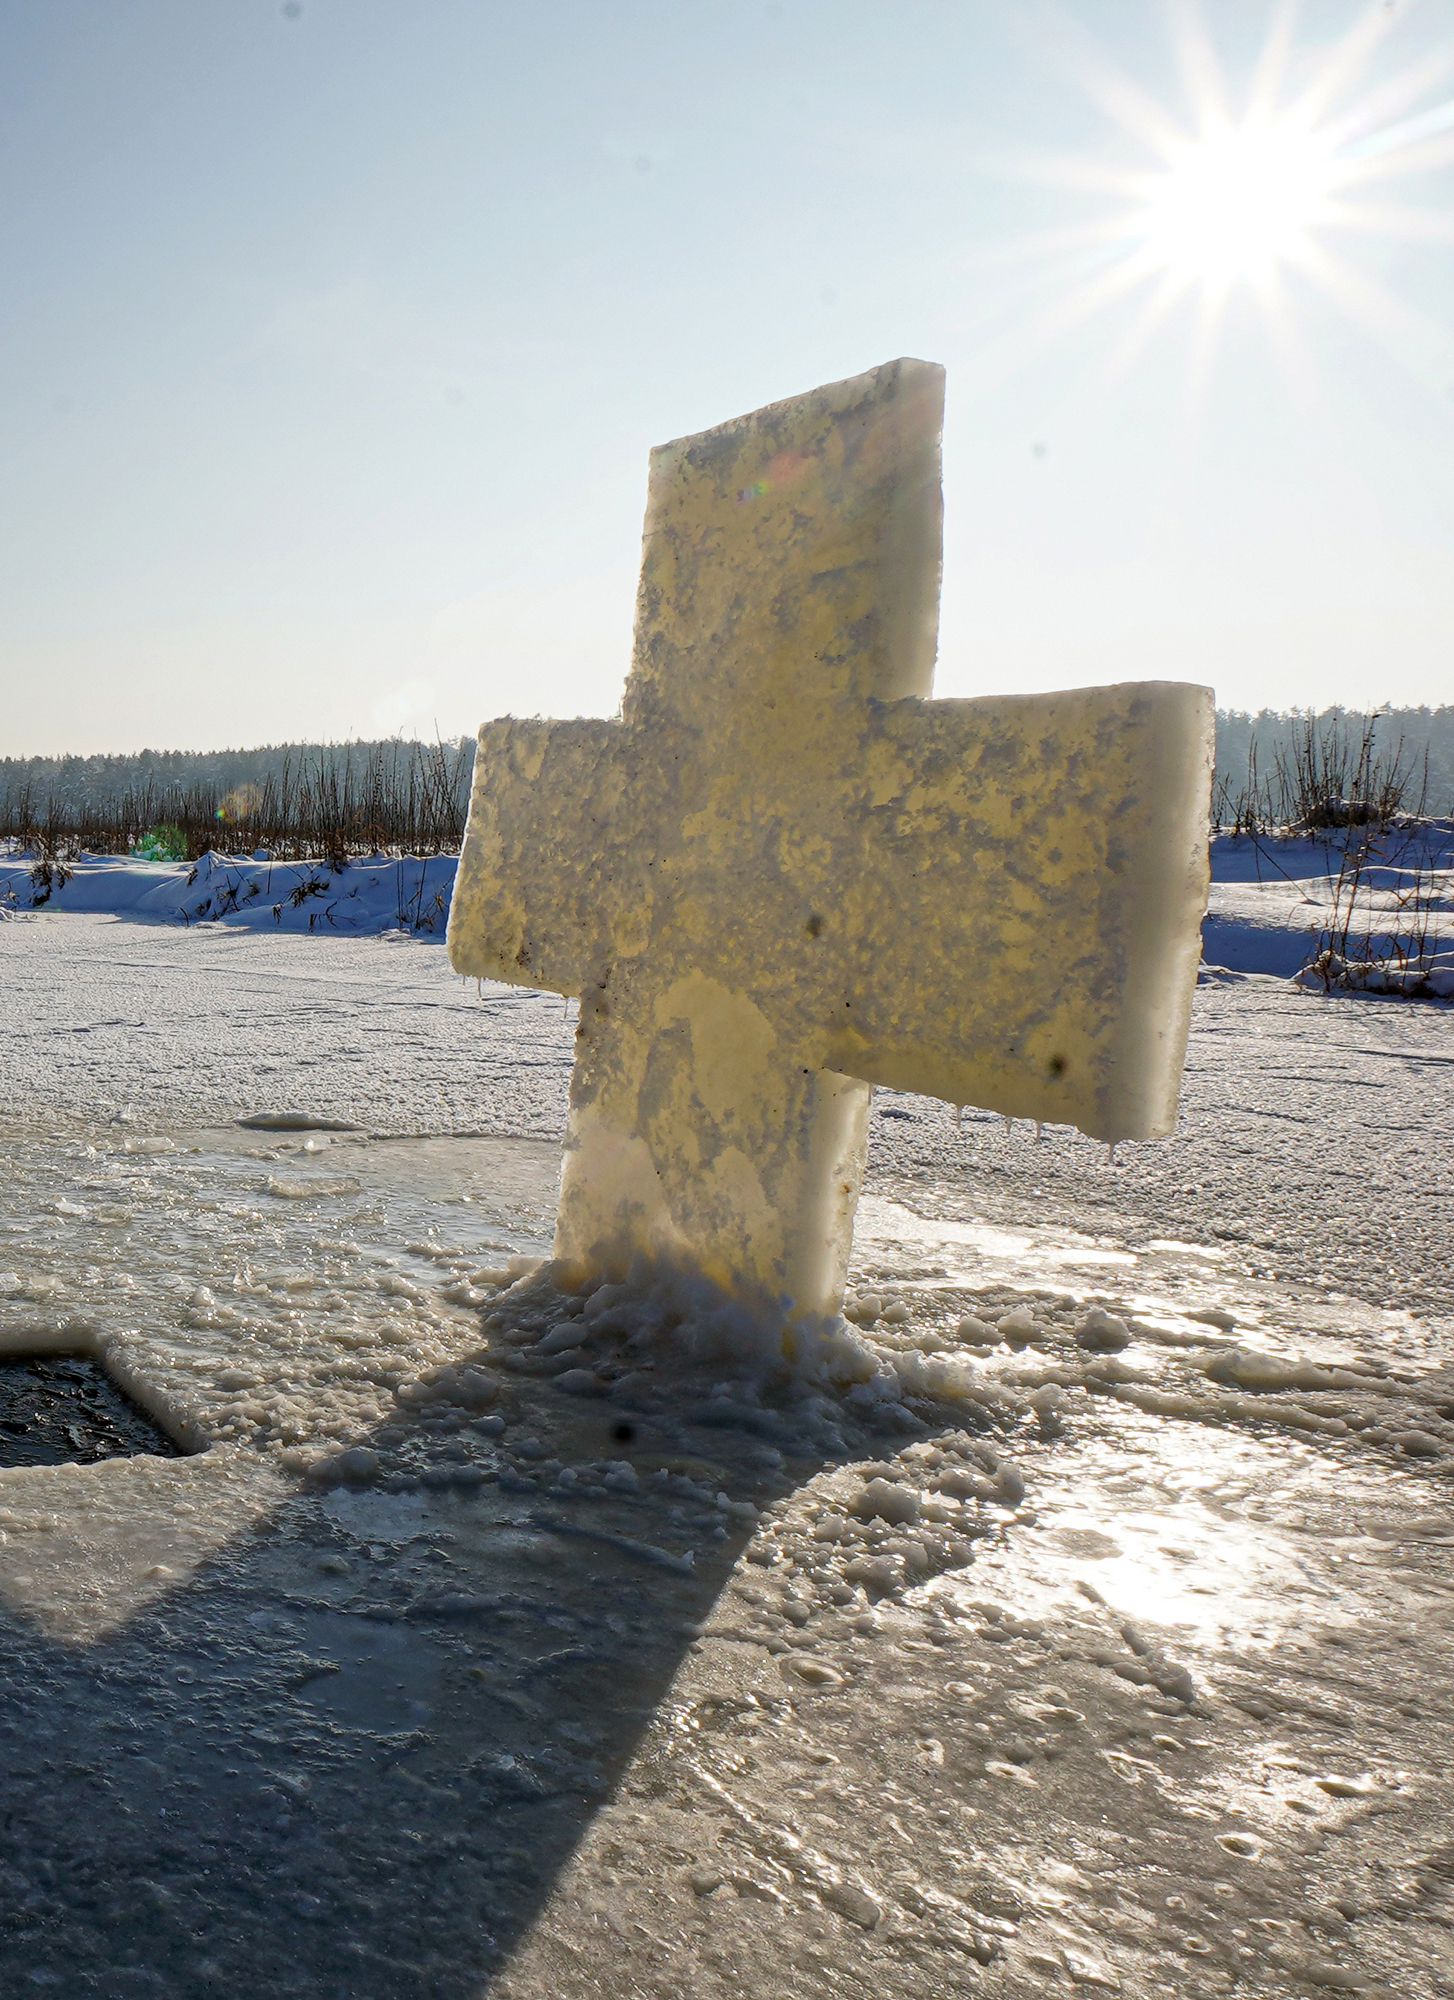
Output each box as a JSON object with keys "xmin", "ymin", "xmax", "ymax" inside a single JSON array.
[{"xmin": 1211, "ymin": 710, "xmax": 1426, "ymax": 835}]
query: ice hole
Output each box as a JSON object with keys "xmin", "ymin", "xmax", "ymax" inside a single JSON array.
[{"xmin": 0, "ymin": 1353, "xmax": 185, "ymax": 1468}]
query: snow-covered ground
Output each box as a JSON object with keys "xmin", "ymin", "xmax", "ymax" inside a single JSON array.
[
  {"xmin": 1201, "ymin": 822, "xmax": 1454, "ymax": 994},
  {"xmin": 7, "ymin": 819, "xmax": 1453, "ymax": 995},
  {"xmin": 0, "ymin": 848, "xmax": 457, "ymax": 935},
  {"xmin": 0, "ymin": 914, "xmax": 1450, "ymax": 2000}
]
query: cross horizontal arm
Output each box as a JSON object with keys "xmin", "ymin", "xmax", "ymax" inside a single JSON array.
[
  {"xmin": 446, "ymin": 717, "xmax": 637, "ymax": 997},
  {"xmin": 804, "ymin": 680, "xmax": 1213, "ymax": 1141}
]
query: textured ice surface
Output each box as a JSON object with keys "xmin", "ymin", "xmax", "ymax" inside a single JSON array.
[
  {"xmin": 449, "ymin": 360, "xmax": 1213, "ymax": 1312},
  {"xmin": 0, "ymin": 921, "xmax": 1451, "ymax": 1999},
  {"xmin": 0, "ymin": 912, "xmax": 570, "ymax": 1137},
  {"xmin": 0, "ymin": 1119, "xmax": 556, "ymax": 1636},
  {"xmin": 2, "ymin": 914, "xmax": 1451, "ymax": 1329}
]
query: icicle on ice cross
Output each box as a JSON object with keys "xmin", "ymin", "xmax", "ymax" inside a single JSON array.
[{"xmin": 447, "ymin": 359, "xmax": 1212, "ymax": 1316}]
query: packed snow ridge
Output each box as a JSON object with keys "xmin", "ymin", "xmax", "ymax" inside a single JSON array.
[{"xmin": 0, "ymin": 848, "xmax": 455, "ymax": 934}]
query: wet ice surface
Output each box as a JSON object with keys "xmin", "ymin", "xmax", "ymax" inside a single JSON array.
[{"xmin": 0, "ymin": 917, "xmax": 1451, "ymax": 1999}]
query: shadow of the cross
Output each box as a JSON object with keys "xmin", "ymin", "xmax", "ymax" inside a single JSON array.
[{"xmin": 0, "ymin": 1268, "xmax": 1023, "ymax": 2000}]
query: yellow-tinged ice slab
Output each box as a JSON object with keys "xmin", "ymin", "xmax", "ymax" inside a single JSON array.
[{"xmin": 448, "ymin": 359, "xmax": 1213, "ymax": 1314}]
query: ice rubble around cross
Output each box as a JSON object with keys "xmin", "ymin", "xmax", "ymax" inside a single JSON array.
[{"xmin": 3, "ymin": 822, "xmax": 1451, "ymax": 993}]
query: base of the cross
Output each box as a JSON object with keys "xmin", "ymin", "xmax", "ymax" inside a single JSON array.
[{"xmin": 553, "ymin": 969, "xmax": 872, "ymax": 1319}]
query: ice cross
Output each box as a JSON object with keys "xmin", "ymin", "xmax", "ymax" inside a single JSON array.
[{"xmin": 448, "ymin": 360, "xmax": 1212, "ymax": 1317}]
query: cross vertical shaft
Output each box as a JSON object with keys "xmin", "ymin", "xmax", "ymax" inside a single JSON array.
[{"xmin": 552, "ymin": 359, "xmax": 946, "ymax": 1310}]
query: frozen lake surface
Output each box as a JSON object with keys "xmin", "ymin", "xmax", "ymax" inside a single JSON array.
[
  {"xmin": 3, "ymin": 910, "xmax": 1449, "ymax": 1321},
  {"xmin": 0, "ymin": 914, "xmax": 1450, "ymax": 1999}
]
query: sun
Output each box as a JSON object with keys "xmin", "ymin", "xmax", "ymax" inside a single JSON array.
[
  {"xmin": 1133, "ymin": 116, "xmax": 1338, "ymax": 291},
  {"xmin": 997, "ymin": 3, "xmax": 1454, "ymax": 387}
]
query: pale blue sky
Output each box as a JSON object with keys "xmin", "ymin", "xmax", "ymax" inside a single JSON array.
[{"xmin": 3, "ymin": 0, "xmax": 1452, "ymax": 754}]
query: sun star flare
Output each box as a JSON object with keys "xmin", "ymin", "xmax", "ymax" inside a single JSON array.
[{"xmin": 1005, "ymin": 2, "xmax": 1454, "ymax": 386}]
